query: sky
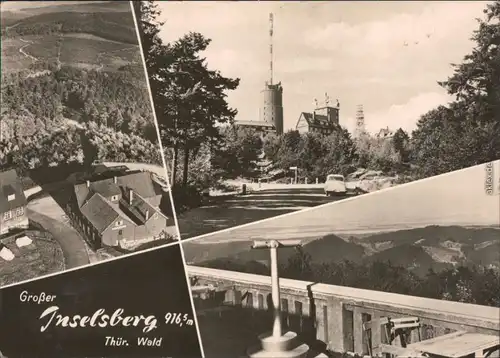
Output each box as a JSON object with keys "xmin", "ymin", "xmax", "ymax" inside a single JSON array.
[{"xmin": 157, "ymin": 1, "xmax": 489, "ymax": 134}]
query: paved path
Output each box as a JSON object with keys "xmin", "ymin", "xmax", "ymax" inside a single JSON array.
[
  {"xmin": 189, "ymin": 161, "xmax": 500, "ymax": 244},
  {"xmin": 104, "ymin": 162, "xmax": 357, "ymax": 239},
  {"xmin": 27, "ymin": 197, "xmax": 89, "ymax": 269},
  {"xmin": 177, "ymin": 187, "xmax": 352, "ymax": 239}
]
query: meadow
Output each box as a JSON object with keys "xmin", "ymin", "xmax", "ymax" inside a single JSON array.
[
  {"xmin": 1, "ymin": 34, "xmax": 140, "ymax": 73},
  {"xmin": 1, "ymin": 38, "xmax": 36, "ymax": 72}
]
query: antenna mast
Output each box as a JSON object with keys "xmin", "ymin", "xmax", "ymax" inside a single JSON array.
[{"xmin": 269, "ymin": 13, "xmax": 274, "ymax": 85}]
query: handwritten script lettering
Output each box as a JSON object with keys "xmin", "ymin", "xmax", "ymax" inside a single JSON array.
[{"xmin": 39, "ymin": 306, "xmax": 158, "ymax": 333}]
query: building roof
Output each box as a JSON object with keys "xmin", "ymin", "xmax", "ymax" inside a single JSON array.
[
  {"xmin": 0, "ymin": 169, "xmax": 27, "ymax": 214},
  {"xmin": 74, "ymin": 171, "xmax": 164, "ymax": 234},
  {"xmin": 298, "ymin": 112, "xmax": 336, "ymax": 130},
  {"xmin": 119, "ymin": 189, "xmax": 158, "ymax": 225},
  {"xmin": 74, "ymin": 171, "xmax": 159, "ymax": 208},
  {"xmin": 235, "ymin": 120, "xmax": 276, "ymax": 129},
  {"xmin": 80, "ymin": 194, "xmax": 122, "ymax": 233},
  {"xmin": 377, "ymin": 127, "xmax": 394, "ymax": 138}
]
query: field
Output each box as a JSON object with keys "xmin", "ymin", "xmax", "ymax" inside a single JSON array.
[
  {"xmin": 0, "ymin": 229, "xmax": 65, "ymax": 287},
  {"xmin": 0, "ymin": 38, "xmax": 34, "ymax": 72},
  {"xmin": 1, "ymin": 33, "xmax": 141, "ymax": 73},
  {"xmin": 1, "ymin": 2, "xmax": 131, "ymax": 21},
  {"xmin": 1, "ymin": 2, "xmax": 140, "ymax": 74}
]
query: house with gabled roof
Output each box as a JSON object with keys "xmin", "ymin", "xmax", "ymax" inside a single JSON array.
[
  {"xmin": 376, "ymin": 127, "xmax": 394, "ymax": 139},
  {"xmin": 296, "ymin": 97, "xmax": 341, "ymax": 135},
  {"xmin": 0, "ymin": 169, "xmax": 29, "ymax": 235},
  {"xmin": 66, "ymin": 171, "xmax": 170, "ymax": 249}
]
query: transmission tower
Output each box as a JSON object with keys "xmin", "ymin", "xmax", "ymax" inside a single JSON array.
[
  {"xmin": 269, "ymin": 13, "xmax": 274, "ymax": 85},
  {"xmin": 354, "ymin": 104, "xmax": 366, "ymax": 137}
]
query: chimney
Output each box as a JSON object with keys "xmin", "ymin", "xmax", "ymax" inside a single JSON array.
[
  {"xmin": 113, "ymin": 176, "xmax": 117, "ymax": 184},
  {"xmin": 129, "ymin": 189, "xmax": 133, "ymax": 205},
  {"xmin": 86, "ymin": 180, "xmax": 90, "ymax": 188},
  {"xmin": 145, "ymin": 210, "xmax": 150, "ymax": 221}
]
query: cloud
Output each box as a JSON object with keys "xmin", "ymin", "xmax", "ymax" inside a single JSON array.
[{"xmin": 304, "ymin": 2, "xmax": 484, "ymax": 57}]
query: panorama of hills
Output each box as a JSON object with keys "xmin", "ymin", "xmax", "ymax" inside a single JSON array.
[{"xmin": 183, "ymin": 225, "xmax": 500, "ymax": 277}]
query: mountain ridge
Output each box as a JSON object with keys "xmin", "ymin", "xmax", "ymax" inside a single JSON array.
[{"xmin": 184, "ymin": 225, "xmax": 500, "ymax": 276}]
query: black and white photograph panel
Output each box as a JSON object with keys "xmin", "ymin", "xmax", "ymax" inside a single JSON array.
[
  {"xmin": 0, "ymin": 244, "xmax": 203, "ymax": 358},
  {"xmin": 184, "ymin": 160, "xmax": 500, "ymax": 358},
  {"xmin": 135, "ymin": 0, "xmax": 500, "ymax": 241},
  {"xmin": 0, "ymin": 1, "xmax": 178, "ymax": 288}
]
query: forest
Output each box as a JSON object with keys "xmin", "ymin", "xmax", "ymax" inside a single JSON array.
[
  {"xmin": 1, "ymin": 11, "xmax": 138, "ymax": 45},
  {"xmin": 0, "ymin": 65, "xmax": 161, "ymax": 179},
  {"xmin": 201, "ymin": 251, "xmax": 500, "ymax": 308}
]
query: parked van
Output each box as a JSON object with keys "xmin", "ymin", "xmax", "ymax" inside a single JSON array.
[{"xmin": 324, "ymin": 174, "xmax": 347, "ymax": 196}]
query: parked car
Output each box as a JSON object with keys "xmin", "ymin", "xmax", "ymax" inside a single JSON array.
[{"xmin": 324, "ymin": 174, "xmax": 347, "ymax": 196}]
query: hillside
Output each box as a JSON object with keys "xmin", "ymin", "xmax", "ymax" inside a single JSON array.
[
  {"xmin": 1, "ymin": 2, "xmax": 128, "ymax": 19},
  {"xmin": 2, "ymin": 11, "xmax": 137, "ymax": 44},
  {"xmin": 184, "ymin": 225, "xmax": 500, "ymax": 276},
  {"xmin": 1, "ymin": 2, "xmax": 139, "ymax": 74},
  {"xmin": 0, "ymin": 5, "xmax": 159, "ymax": 177},
  {"xmin": 0, "ymin": 10, "xmax": 29, "ymax": 26}
]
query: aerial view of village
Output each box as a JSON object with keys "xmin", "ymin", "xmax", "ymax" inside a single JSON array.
[
  {"xmin": 136, "ymin": 0, "xmax": 500, "ymax": 241},
  {"xmin": 0, "ymin": 1, "xmax": 177, "ymax": 287}
]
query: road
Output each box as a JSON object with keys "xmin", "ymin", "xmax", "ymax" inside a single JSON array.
[
  {"xmin": 27, "ymin": 194, "xmax": 90, "ymax": 269},
  {"xmin": 19, "ymin": 38, "xmax": 38, "ymax": 62},
  {"xmin": 21, "ymin": 162, "xmax": 171, "ymax": 268},
  {"xmin": 176, "ymin": 186, "xmax": 354, "ymax": 239},
  {"xmin": 187, "ymin": 161, "xmax": 500, "ymax": 244},
  {"xmin": 103, "ymin": 161, "xmax": 170, "ymax": 182},
  {"xmin": 101, "ymin": 162, "xmax": 361, "ymax": 239}
]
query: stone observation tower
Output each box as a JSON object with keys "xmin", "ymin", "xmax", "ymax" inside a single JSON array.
[{"xmin": 259, "ymin": 13, "xmax": 284, "ymax": 135}]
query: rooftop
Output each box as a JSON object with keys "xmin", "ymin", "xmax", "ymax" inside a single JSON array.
[
  {"xmin": 235, "ymin": 120, "xmax": 276, "ymax": 128},
  {"xmin": 300, "ymin": 112, "xmax": 337, "ymax": 129},
  {"xmin": 73, "ymin": 171, "xmax": 163, "ymax": 233},
  {"xmin": 0, "ymin": 169, "xmax": 27, "ymax": 214},
  {"xmin": 74, "ymin": 171, "xmax": 160, "ymax": 208}
]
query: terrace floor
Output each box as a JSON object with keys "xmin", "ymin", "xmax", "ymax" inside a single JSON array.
[{"xmin": 196, "ymin": 307, "xmax": 339, "ymax": 358}]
